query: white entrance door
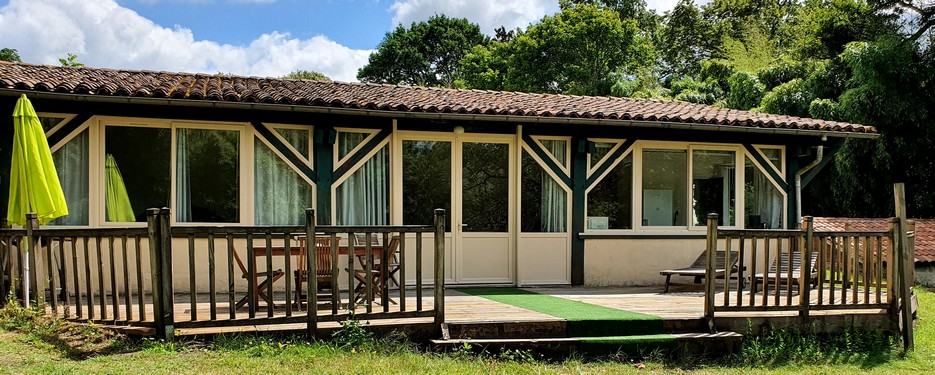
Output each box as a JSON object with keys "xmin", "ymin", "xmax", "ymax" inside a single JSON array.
[
  {"xmin": 456, "ymin": 137, "xmax": 514, "ymax": 284},
  {"xmin": 399, "ymin": 133, "xmax": 514, "ymax": 285}
]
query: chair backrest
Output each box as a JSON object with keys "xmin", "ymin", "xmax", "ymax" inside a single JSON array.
[
  {"xmin": 769, "ymin": 250, "xmax": 819, "ymax": 273},
  {"xmin": 297, "ymin": 236, "xmax": 339, "ymax": 277},
  {"xmin": 354, "ymin": 234, "xmax": 401, "ymax": 270},
  {"xmin": 688, "ymin": 250, "xmax": 738, "ymax": 270}
]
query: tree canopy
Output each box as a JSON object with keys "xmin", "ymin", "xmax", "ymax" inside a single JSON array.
[
  {"xmin": 282, "ymin": 70, "xmax": 332, "ymax": 82},
  {"xmin": 357, "ymin": 15, "xmax": 489, "ymax": 87},
  {"xmin": 0, "ymin": 48, "xmax": 21, "ymax": 62}
]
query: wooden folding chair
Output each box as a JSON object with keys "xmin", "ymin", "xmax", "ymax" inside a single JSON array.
[
  {"xmin": 751, "ymin": 250, "xmax": 819, "ymax": 293},
  {"xmin": 659, "ymin": 250, "xmax": 741, "ymax": 293},
  {"xmin": 351, "ymin": 234, "xmax": 400, "ymax": 305},
  {"xmin": 232, "ymin": 249, "xmax": 284, "ymax": 309},
  {"xmin": 295, "ymin": 236, "xmax": 339, "ymax": 308}
]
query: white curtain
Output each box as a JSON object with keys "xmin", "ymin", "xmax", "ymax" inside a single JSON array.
[
  {"xmin": 337, "ymin": 145, "xmax": 388, "ymax": 225},
  {"xmin": 254, "ymin": 135, "xmax": 311, "ymax": 225},
  {"xmin": 754, "ymin": 171, "xmax": 783, "ymax": 229},
  {"xmin": 175, "ymin": 129, "xmax": 192, "ymax": 222},
  {"xmin": 539, "ymin": 140, "xmax": 567, "ymax": 232},
  {"xmin": 49, "ymin": 130, "xmax": 89, "ymax": 226}
]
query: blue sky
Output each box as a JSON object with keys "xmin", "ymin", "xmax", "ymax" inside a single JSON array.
[{"xmin": 0, "ymin": 0, "xmax": 685, "ymax": 82}]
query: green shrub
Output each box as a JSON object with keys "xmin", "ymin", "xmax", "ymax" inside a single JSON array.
[
  {"xmin": 757, "ymin": 60, "xmax": 808, "ymax": 90},
  {"xmin": 758, "ymin": 78, "xmax": 814, "ymax": 117}
]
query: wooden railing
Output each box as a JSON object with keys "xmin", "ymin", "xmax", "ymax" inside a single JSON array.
[
  {"xmin": 0, "ymin": 208, "xmax": 447, "ymax": 340},
  {"xmin": 703, "ymin": 214, "xmax": 899, "ymax": 318}
]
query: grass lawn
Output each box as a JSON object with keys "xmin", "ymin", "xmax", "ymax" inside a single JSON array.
[{"xmin": 0, "ymin": 289, "xmax": 933, "ymax": 374}]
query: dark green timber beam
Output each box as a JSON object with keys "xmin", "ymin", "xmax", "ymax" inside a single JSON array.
[
  {"xmin": 313, "ymin": 127, "xmax": 337, "ymax": 225},
  {"xmin": 785, "ymin": 145, "xmax": 801, "ymax": 229},
  {"xmin": 333, "ymin": 128, "xmax": 392, "ymax": 182},
  {"xmin": 47, "ymin": 114, "xmax": 93, "ymax": 148},
  {"xmin": 570, "ymin": 137, "xmax": 588, "ymax": 285},
  {"xmin": 742, "ymin": 144, "xmax": 789, "ymax": 192},
  {"xmin": 585, "ymin": 139, "xmax": 636, "ymax": 187},
  {"xmin": 801, "ymin": 140, "xmax": 842, "ymax": 188},
  {"xmin": 521, "ymin": 134, "xmax": 572, "ymax": 188},
  {"xmin": 250, "ymin": 122, "xmax": 317, "ymax": 184}
]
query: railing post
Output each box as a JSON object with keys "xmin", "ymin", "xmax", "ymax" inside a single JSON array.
[
  {"xmin": 704, "ymin": 213, "xmax": 718, "ymax": 330},
  {"xmin": 894, "ymin": 183, "xmax": 914, "ymax": 350},
  {"xmin": 25, "ymin": 213, "xmax": 38, "ymax": 308},
  {"xmin": 158, "ymin": 208, "xmax": 174, "ymax": 340},
  {"xmin": 147, "ymin": 208, "xmax": 174, "ymax": 341},
  {"xmin": 146, "ymin": 209, "xmax": 165, "ymax": 339},
  {"xmin": 800, "ymin": 216, "xmax": 813, "ymax": 317},
  {"xmin": 305, "ymin": 208, "xmax": 318, "ymax": 339},
  {"xmin": 433, "ymin": 209, "xmax": 446, "ymax": 335}
]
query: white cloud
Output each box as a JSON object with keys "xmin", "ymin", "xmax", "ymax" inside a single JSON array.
[
  {"xmin": 389, "ymin": 0, "xmax": 558, "ymax": 35},
  {"xmin": 0, "ymin": 0, "xmax": 370, "ymax": 82}
]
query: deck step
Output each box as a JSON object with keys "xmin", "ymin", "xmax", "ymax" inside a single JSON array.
[{"xmin": 432, "ymin": 331, "xmax": 743, "ymax": 356}]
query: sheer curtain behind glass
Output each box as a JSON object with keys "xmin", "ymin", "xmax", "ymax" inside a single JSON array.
[
  {"xmin": 336, "ymin": 145, "xmax": 389, "ymax": 225},
  {"xmin": 49, "ymin": 130, "xmax": 88, "ymax": 225},
  {"xmin": 539, "ymin": 140, "xmax": 567, "ymax": 232},
  {"xmin": 745, "ymin": 158, "xmax": 783, "ymax": 229},
  {"xmin": 255, "ymin": 136, "xmax": 312, "ymax": 225}
]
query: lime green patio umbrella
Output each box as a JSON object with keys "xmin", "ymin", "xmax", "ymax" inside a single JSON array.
[
  {"xmin": 6, "ymin": 94, "xmax": 68, "ymax": 306},
  {"xmin": 105, "ymin": 154, "xmax": 135, "ymax": 222}
]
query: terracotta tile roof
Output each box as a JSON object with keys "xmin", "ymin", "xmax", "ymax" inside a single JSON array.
[
  {"xmin": 813, "ymin": 217, "xmax": 935, "ymax": 263},
  {"xmin": 0, "ymin": 62, "xmax": 876, "ymax": 135}
]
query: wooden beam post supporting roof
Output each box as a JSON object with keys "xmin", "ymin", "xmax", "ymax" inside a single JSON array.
[
  {"xmin": 785, "ymin": 145, "xmax": 800, "ymax": 229},
  {"xmin": 314, "ymin": 126, "xmax": 336, "ymax": 225},
  {"xmin": 570, "ymin": 136, "xmax": 588, "ymax": 285}
]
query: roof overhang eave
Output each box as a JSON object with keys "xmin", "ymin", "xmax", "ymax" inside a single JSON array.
[{"xmin": 0, "ymin": 89, "xmax": 880, "ymax": 139}]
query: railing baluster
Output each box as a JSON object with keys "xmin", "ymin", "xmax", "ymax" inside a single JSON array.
[
  {"xmin": 416, "ymin": 232, "xmax": 423, "ymax": 311},
  {"xmin": 842, "ymin": 235, "xmax": 850, "ymax": 304},
  {"xmin": 122, "ymin": 236, "xmax": 131, "ymax": 321},
  {"xmin": 96, "ymin": 237, "xmax": 106, "ymax": 321},
  {"xmin": 749, "ymin": 235, "xmax": 757, "ymax": 306},
  {"xmin": 785, "ymin": 236, "xmax": 793, "ymax": 306},
  {"xmin": 208, "ymin": 231, "xmax": 217, "ymax": 321},
  {"xmin": 265, "ymin": 233, "xmax": 274, "ymax": 318},
  {"xmin": 84, "ymin": 237, "xmax": 93, "ymax": 320},
  {"xmin": 365, "ymin": 232, "xmax": 373, "ymax": 314},
  {"xmin": 383, "ymin": 232, "xmax": 390, "ymax": 313},
  {"xmin": 108, "ymin": 236, "xmax": 119, "ymax": 321},
  {"xmin": 853, "ymin": 235, "xmax": 860, "ymax": 303},
  {"xmin": 863, "ymin": 235, "xmax": 871, "ymax": 304},
  {"xmin": 348, "ymin": 231, "xmax": 355, "ymax": 312},
  {"xmin": 135, "ymin": 235, "xmax": 145, "ymax": 322},
  {"xmin": 876, "ymin": 235, "xmax": 883, "ymax": 304},
  {"xmin": 283, "ymin": 232, "xmax": 292, "ymax": 317},
  {"xmin": 723, "ymin": 235, "xmax": 731, "ymax": 307},
  {"xmin": 227, "ymin": 234, "xmax": 236, "ymax": 320},
  {"xmin": 246, "ymin": 233, "xmax": 255, "ymax": 319},
  {"xmin": 48, "ymin": 237, "xmax": 58, "ymax": 315},
  {"xmin": 189, "ymin": 234, "xmax": 197, "ymax": 321},
  {"xmin": 71, "ymin": 237, "xmax": 81, "ymax": 319},
  {"xmin": 398, "ymin": 232, "xmax": 407, "ymax": 311}
]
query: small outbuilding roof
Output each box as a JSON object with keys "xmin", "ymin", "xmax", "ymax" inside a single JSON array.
[
  {"xmin": 813, "ymin": 217, "xmax": 935, "ymax": 263},
  {"xmin": 0, "ymin": 62, "xmax": 876, "ymax": 136}
]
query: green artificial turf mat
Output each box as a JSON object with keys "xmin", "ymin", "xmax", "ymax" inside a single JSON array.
[{"xmin": 456, "ymin": 288, "xmax": 670, "ymax": 337}]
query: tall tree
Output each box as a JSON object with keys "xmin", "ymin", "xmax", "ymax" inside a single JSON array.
[
  {"xmin": 504, "ymin": 4, "xmax": 654, "ymax": 95},
  {"xmin": 868, "ymin": 0, "xmax": 935, "ymax": 41},
  {"xmin": 658, "ymin": 0, "xmax": 714, "ymax": 77},
  {"xmin": 357, "ymin": 15, "xmax": 489, "ymax": 87},
  {"xmin": 0, "ymin": 48, "xmax": 21, "ymax": 62},
  {"xmin": 281, "ymin": 70, "xmax": 332, "ymax": 82}
]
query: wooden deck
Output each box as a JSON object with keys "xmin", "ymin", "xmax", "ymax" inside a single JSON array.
[{"xmin": 49, "ymin": 283, "xmax": 894, "ymax": 337}]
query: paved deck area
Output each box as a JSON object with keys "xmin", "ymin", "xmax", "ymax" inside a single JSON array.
[{"xmin": 48, "ymin": 284, "xmax": 891, "ymax": 336}]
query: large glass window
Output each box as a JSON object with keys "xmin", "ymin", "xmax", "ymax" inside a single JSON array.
[
  {"xmin": 642, "ymin": 149, "xmax": 687, "ymax": 226},
  {"xmin": 336, "ymin": 145, "xmax": 389, "ymax": 225},
  {"xmin": 254, "ymin": 138, "xmax": 312, "ymax": 225},
  {"xmin": 105, "ymin": 126, "xmax": 171, "ymax": 222},
  {"xmin": 176, "ymin": 128, "xmax": 240, "ymax": 223},
  {"xmin": 49, "ymin": 129, "xmax": 89, "ymax": 226},
  {"xmin": 587, "ymin": 153, "xmax": 632, "ymax": 229},
  {"xmin": 692, "ymin": 150, "xmax": 736, "ymax": 226},
  {"xmin": 745, "ymin": 158, "xmax": 783, "ymax": 229},
  {"xmin": 402, "ymin": 140, "xmax": 451, "ymax": 228},
  {"xmin": 521, "ymin": 149, "xmax": 568, "ymax": 232}
]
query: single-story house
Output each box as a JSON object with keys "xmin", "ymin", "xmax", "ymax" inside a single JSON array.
[
  {"xmin": 0, "ymin": 62, "xmax": 878, "ymax": 287},
  {"xmin": 814, "ymin": 217, "xmax": 934, "ymax": 286}
]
